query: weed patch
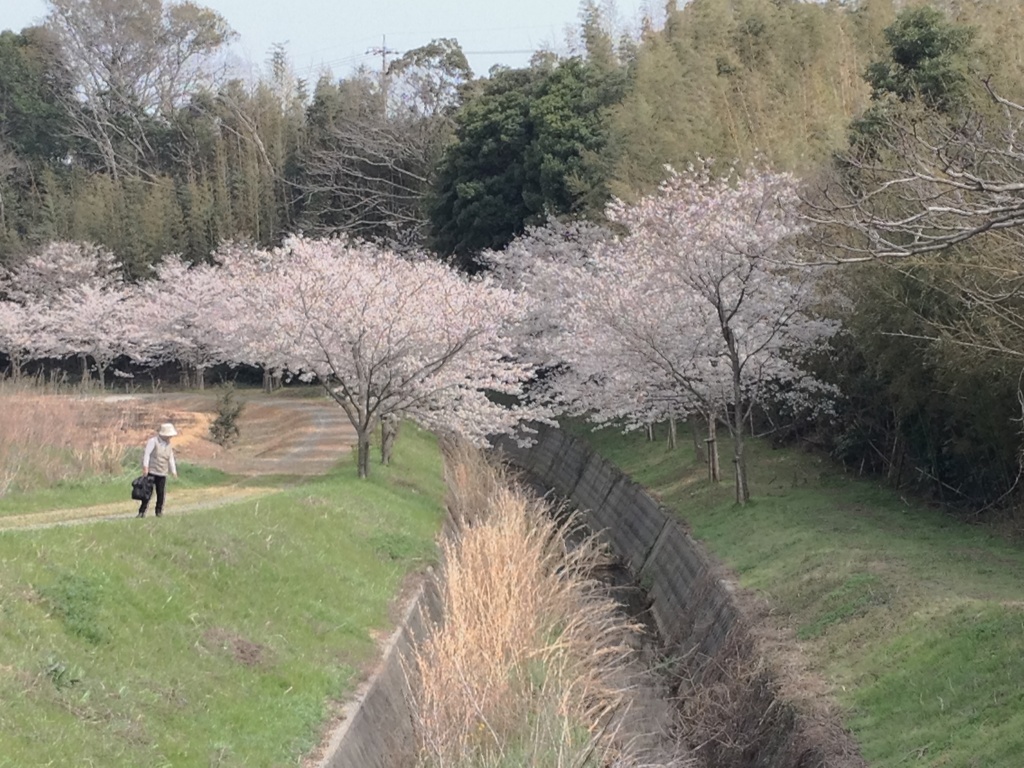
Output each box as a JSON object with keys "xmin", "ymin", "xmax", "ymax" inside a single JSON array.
[
  {"xmin": 798, "ymin": 573, "xmax": 889, "ymax": 640},
  {"xmin": 43, "ymin": 658, "xmax": 84, "ymax": 690},
  {"xmin": 201, "ymin": 628, "xmax": 270, "ymax": 668},
  {"xmin": 38, "ymin": 571, "xmax": 109, "ymax": 645},
  {"xmin": 0, "ymin": 385, "xmax": 132, "ymax": 497},
  {"xmin": 410, "ymin": 441, "xmax": 686, "ymax": 767}
]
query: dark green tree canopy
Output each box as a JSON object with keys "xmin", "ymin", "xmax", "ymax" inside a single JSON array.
[
  {"xmin": 427, "ymin": 66, "xmax": 537, "ymax": 262},
  {"xmin": 849, "ymin": 7, "xmax": 977, "ymax": 148},
  {"xmin": 864, "ymin": 6, "xmax": 976, "ymax": 111},
  {"xmin": 0, "ymin": 27, "xmax": 70, "ymax": 162},
  {"xmin": 427, "ymin": 57, "xmax": 625, "ymax": 265}
]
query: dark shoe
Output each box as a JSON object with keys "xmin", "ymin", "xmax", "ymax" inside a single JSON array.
[{"xmin": 155, "ymin": 511, "xmax": 162, "ymax": 517}]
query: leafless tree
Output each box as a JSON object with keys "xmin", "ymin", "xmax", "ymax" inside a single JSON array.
[
  {"xmin": 45, "ymin": 0, "xmax": 234, "ymax": 180},
  {"xmin": 807, "ymin": 83, "xmax": 1024, "ymax": 262},
  {"xmin": 297, "ymin": 110, "xmax": 449, "ymax": 247},
  {"xmin": 295, "ymin": 40, "xmax": 471, "ymax": 248},
  {"xmin": 804, "ymin": 81, "xmax": 1024, "ymax": 374}
]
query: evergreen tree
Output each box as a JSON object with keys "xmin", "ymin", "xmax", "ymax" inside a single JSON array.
[
  {"xmin": 864, "ymin": 6, "xmax": 976, "ymax": 111},
  {"xmin": 428, "ymin": 56, "xmax": 626, "ymax": 265}
]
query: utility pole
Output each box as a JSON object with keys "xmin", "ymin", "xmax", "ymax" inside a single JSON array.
[{"xmin": 366, "ymin": 35, "xmax": 399, "ymax": 116}]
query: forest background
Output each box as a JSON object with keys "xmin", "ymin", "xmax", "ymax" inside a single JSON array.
[{"xmin": 4, "ymin": 0, "xmax": 1024, "ymax": 521}]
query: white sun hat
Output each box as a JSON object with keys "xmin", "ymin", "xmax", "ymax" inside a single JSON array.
[{"xmin": 158, "ymin": 423, "xmax": 178, "ymax": 437}]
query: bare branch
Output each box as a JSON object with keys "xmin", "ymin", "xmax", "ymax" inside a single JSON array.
[{"xmin": 805, "ymin": 87, "xmax": 1024, "ymax": 261}]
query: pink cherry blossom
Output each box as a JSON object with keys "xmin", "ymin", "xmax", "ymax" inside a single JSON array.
[
  {"xmin": 218, "ymin": 236, "xmax": 542, "ymax": 477},
  {"xmin": 137, "ymin": 255, "xmax": 232, "ymax": 389},
  {"xmin": 496, "ymin": 164, "xmax": 838, "ymax": 502}
]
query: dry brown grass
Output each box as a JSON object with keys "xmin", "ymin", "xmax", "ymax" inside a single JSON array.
[
  {"xmin": 411, "ymin": 441, "xmax": 686, "ymax": 768},
  {"xmin": 0, "ymin": 381, "xmax": 133, "ymax": 497}
]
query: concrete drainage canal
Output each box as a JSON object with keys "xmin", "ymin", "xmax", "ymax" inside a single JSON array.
[{"xmin": 317, "ymin": 426, "xmax": 866, "ymax": 768}]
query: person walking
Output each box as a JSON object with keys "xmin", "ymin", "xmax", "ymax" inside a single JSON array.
[{"xmin": 139, "ymin": 423, "xmax": 178, "ymax": 518}]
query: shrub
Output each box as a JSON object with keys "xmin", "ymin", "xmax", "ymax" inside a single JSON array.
[{"xmin": 210, "ymin": 384, "xmax": 244, "ymax": 447}]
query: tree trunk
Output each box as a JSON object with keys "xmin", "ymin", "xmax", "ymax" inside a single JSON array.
[
  {"xmin": 732, "ymin": 367, "xmax": 750, "ymax": 505},
  {"xmin": 9, "ymin": 351, "xmax": 22, "ymax": 381},
  {"xmin": 357, "ymin": 429, "xmax": 371, "ymax": 478},
  {"xmin": 646, "ymin": 422, "xmax": 656, "ymax": 441},
  {"xmin": 381, "ymin": 416, "xmax": 400, "ymax": 465},
  {"xmin": 80, "ymin": 355, "xmax": 90, "ymax": 387},
  {"xmin": 263, "ymin": 369, "xmax": 274, "ymax": 393},
  {"xmin": 692, "ymin": 419, "xmax": 706, "ymax": 463},
  {"xmin": 706, "ymin": 415, "xmax": 721, "ymax": 484},
  {"xmin": 887, "ymin": 414, "xmax": 903, "ymax": 487},
  {"xmin": 733, "ymin": 428, "xmax": 749, "ymax": 504},
  {"xmin": 668, "ymin": 417, "xmax": 678, "ymax": 450}
]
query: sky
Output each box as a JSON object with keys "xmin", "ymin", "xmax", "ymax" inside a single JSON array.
[{"xmin": 1, "ymin": 0, "xmax": 655, "ymax": 81}]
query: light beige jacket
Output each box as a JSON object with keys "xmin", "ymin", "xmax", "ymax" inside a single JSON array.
[{"xmin": 143, "ymin": 436, "xmax": 177, "ymax": 476}]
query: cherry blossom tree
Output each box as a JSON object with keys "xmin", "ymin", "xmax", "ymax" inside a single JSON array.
[
  {"xmin": 0, "ymin": 299, "xmax": 55, "ymax": 379},
  {"xmin": 48, "ymin": 281, "xmax": 137, "ymax": 388},
  {"xmin": 220, "ymin": 236, "xmax": 538, "ymax": 478},
  {"xmin": 2, "ymin": 241, "xmax": 121, "ymax": 303},
  {"xmin": 499, "ymin": 168, "xmax": 837, "ymax": 504},
  {"xmin": 481, "ymin": 218, "xmax": 613, "ymax": 368},
  {"xmin": 138, "ymin": 255, "xmax": 231, "ymax": 389},
  {"xmin": 583, "ymin": 257, "xmax": 730, "ymax": 463},
  {"xmin": 610, "ymin": 165, "xmax": 838, "ymax": 502},
  {"xmin": 488, "ymin": 219, "xmax": 730, "ymax": 472},
  {"xmin": 1, "ymin": 241, "xmax": 130, "ymax": 384}
]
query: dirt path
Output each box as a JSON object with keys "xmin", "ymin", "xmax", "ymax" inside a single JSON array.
[
  {"xmin": 0, "ymin": 392, "xmax": 356, "ymax": 532},
  {"xmin": 113, "ymin": 392, "xmax": 357, "ymax": 477},
  {"xmin": 0, "ymin": 485, "xmax": 279, "ymax": 532}
]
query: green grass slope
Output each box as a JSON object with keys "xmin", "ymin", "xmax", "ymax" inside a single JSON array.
[
  {"xmin": 0, "ymin": 426, "xmax": 445, "ymax": 768},
  {"xmin": 581, "ymin": 425, "xmax": 1024, "ymax": 768}
]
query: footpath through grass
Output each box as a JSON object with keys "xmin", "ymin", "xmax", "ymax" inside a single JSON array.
[
  {"xmin": 0, "ymin": 426, "xmax": 445, "ymax": 768},
  {"xmin": 0, "ymin": 462, "xmax": 232, "ymax": 518},
  {"xmin": 580, "ymin": 425, "xmax": 1024, "ymax": 768}
]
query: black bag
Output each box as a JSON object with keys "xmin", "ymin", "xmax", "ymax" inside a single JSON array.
[{"xmin": 131, "ymin": 474, "xmax": 155, "ymax": 502}]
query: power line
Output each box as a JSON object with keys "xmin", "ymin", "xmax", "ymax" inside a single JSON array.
[
  {"xmin": 294, "ymin": 46, "xmax": 545, "ymax": 80},
  {"xmin": 461, "ymin": 49, "xmax": 537, "ymax": 55},
  {"xmin": 294, "ymin": 52, "xmax": 375, "ymax": 78},
  {"xmin": 366, "ymin": 35, "xmax": 400, "ymax": 75}
]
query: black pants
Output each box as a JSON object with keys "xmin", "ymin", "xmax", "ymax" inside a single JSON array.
[{"xmin": 138, "ymin": 474, "xmax": 167, "ymax": 516}]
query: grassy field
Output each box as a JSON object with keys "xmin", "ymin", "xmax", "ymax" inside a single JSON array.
[
  {"xmin": 580, "ymin": 424, "xmax": 1024, "ymax": 768},
  {"xmin": 0, "ymin": 425, "xmax": 445, "ymax": 768}
]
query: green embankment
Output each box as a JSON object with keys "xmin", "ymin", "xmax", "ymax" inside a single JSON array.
[
  {"xmin": 0, "ymin": 427, "xmax": 444, "ymax": 768},
  {"xmin": 581, "ymin": 425, "xmax": 1024, "ymax": 768}
]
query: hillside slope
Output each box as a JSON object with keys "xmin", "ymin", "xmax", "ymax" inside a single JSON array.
[{"xmin": 581, "ymin": 425, "xmax": 1024, "ymax": 767}]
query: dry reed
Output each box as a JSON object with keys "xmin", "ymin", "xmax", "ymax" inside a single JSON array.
[
  {"xmin": 410, "ymin": 440, "xmax": 682, "ymax": 768},
  {"xmin": 0, "ymin": 380, "xmax": 131, "ymax": 497}
]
